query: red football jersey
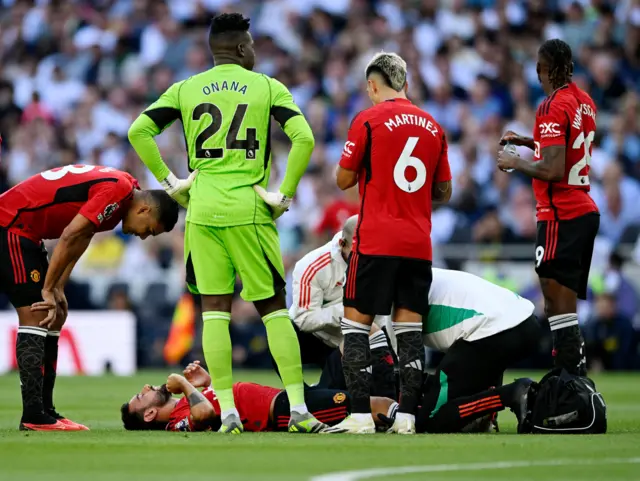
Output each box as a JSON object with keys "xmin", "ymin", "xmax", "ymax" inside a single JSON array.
[
  {"xmin": 0, "ymin": 165, "xmax": 138, "ymax": 243},
  {"xmin": 339, "ymin": 99, "xmax": 451, "ymax": 260},
  {"xmin": 532, "ymin": 82, "xmax": 599, "ymax": 221},
  {"xmin": 166, "ymin": 383, "xmax": 281, "ymax": 433}
]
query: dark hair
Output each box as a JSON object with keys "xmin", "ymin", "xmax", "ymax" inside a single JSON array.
[
  {"xmin": 145, "ymin": 190, "xmax": 179, "ymax": 232},
  {"xmin": 539, "ymin": 39, "xmax": 573, "ymax": 89},
  {"xmin": 209, "ymin": 13, "xmax": 250, "ymax": 36},
  {"xmin": 120, "ymin": 403, "xmax": 167, "ymax": 431}
]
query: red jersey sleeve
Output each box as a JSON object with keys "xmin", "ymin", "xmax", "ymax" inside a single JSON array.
[
  {"xmin": 433, "ymin": 133, "xmax": 452, "ymax": 183},
  {"xmin": 78, "ymin": 177, "xmax": 134, "ymax": 227},
  {"xmin": 537, "ymin": 100, "xmax": 569, "ymax": 149},
  {"xmin": 339, "ymin": 113, "xmax": 368, "ymax": 172},
  {"xmin": 166, "ymin": 388, "xmax": 219, "ymax": 432}
]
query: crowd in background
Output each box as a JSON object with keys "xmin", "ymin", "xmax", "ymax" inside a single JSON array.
[{"xmin": 0, "ymin": 0, "xmax": 639, "ymax": 370}]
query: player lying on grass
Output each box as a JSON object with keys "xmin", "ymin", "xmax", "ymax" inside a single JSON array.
[
  {"xmin": 0, "ymin": 165, "xmax": 179, "ymax": 431},
  {"xmin": 288, "ymin": 215, "xmax": 396, "ymax": 399},
  {"xmin": 121, "ymin": 361, "xmax": 395, "ymax": 432}
]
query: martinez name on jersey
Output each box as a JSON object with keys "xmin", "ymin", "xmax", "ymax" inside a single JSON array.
[{"xmin": 384, "ymin": 113, "xmax": 439, "ymax": 136}]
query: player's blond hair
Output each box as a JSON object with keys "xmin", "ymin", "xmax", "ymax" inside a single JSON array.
[{"xmin": 365, "ymin": 52, "xmax": 407, "ymax": 92}]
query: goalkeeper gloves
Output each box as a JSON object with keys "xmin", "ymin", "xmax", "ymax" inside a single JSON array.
[
  {"xmin": 160, "ymin": 170, "xmax": 198, "ymax": 208},
  {"xmin": 253, "ymin": 185, "xmax": 291, "ymax": 220}
]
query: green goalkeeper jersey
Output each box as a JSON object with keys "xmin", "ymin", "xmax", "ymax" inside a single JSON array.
[{"xmin": 128, "ymin": 64, "xmax": 314, "ymax": 227}]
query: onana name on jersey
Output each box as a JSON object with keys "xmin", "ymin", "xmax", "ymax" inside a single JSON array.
[{"xmin": 202, "ymin": 80, "xmax": 249, "ymax": 96}]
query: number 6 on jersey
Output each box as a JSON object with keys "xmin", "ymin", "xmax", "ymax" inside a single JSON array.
[{"xmin": 394, "ymin": 137, "xmax": 426, "ymax": 193}]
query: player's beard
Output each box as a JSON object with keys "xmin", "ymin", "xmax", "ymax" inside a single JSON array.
[{"xmin": 155, "ymin": 384, "xmax": 172, "ymax": 404}]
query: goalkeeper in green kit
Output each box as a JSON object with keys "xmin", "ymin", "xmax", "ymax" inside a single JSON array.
[{"xmin": 128, "ymin": 13, "xmax": 326, "ymax": 434}]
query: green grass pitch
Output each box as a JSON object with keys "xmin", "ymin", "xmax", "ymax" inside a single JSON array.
[{"xmin": 0, "ymin": 370, "xmax": 639, "ymax": 481}]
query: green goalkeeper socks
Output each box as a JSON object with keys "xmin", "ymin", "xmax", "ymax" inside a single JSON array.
[
  {"xmin": 202, "ymin": 311, "xmax": 236, "ymax": 413},
  {"xmin": 262, "ymin": 310, "xmax": 306, "ymax": 408}
]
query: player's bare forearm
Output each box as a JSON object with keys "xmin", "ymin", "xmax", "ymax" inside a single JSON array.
[
  {"xmin": 500, "ymin": 132, "xmax": 535, "ymax": 151},
  {"xmin": 173, "ymin": 375, "xmax": 215, "ymax": 423},
  {"xmin": 43, "ymin": 216, "xmax": 94, "ymax": 292},
  {"xmin": 336, "ymin": 166, "xmax": 358, "ymax": 190},
  {"xmin": 57, "ymin": 259, "xmax": 78, "ymax": 289},
  {"xmin": 515, "ymin": 146, "xmax": 566, "ymax": 182},
  {"xmin": 431, "ymin": 180, "xmax": 452, "ymax": 203},
  {"xmin": 515, "ymin": 137, "xmax": 535, "ymax": 151}
]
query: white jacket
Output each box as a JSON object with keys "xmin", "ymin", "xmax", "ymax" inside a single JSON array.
[
  {"xmin": 289, "ymin": 232, "xmax": 347, "ymax": 348},
  {"xmin": 290, "ymin": 233, "xmax": 395, "ymax": 349}
]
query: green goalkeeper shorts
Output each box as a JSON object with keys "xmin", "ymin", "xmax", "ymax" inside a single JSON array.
[{"xmin": 184, "ymin": 221, "xmax": 286, "ymax": 302}]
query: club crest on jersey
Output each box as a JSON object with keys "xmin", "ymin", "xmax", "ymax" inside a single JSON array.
[
  {"xmin": 30, "ymin": 270, "xmax": 40, "ymax": 283},
  {"xmin": 333, "ymin": 392, "xmax": 347, "ymax": 404},
  {"xmin": 102, "ymin": 203, "xmax": 119, "ymax": 221},
  {"xmin": 539, "ymin": 122, "xmax": 561, "ymax": 137}
]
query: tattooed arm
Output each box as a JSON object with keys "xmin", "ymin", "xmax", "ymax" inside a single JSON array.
[{"xmin": 166, "ymin": 374, "xmax": 215, "ymax": 424}]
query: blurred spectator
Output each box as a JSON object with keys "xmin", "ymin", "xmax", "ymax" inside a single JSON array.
[
  {"xmin": 594, "ymin": 251, "xmax": 640, "ymax": 325},
  {"xmin": 0, "ymin": 0, "xmax": 639, "ymax": 369},
  {"xmin": 585, "ymin": 289, "xmax": 637, "ymax": 371}
]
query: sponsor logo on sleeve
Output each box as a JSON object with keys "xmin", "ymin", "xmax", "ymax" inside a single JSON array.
[
  {"xmin": 539, "ymin": 122, "xmax": 561, "ymax": 138},
  {"xmin": 102, "ymin": 203, "xmax": 119, "ymax": 222},
  {"xmin": 343, "ymin": 141, "xmax": 355, "ymax": 157}
]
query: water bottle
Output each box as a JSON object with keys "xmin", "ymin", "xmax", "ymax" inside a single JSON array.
[{"xmin": 501, "ymin": 142, "xmax": 517, "ymax": 173}]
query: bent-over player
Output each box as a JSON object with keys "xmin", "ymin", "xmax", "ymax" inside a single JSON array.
[{"xmin": 0, "ymin": 165, "xmax": 178, "ymax": 431}]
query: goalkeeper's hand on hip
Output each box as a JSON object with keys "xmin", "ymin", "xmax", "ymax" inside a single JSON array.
[
  {"xmin": 253, "ymin": 185, "xmax": 291, "ymax": 220},
  {"xmin": 160, "ymin": 170, "xmax": 198, "ymax": 208}
]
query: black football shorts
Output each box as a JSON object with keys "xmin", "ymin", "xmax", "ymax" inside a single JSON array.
[
  {"xmin": 535, "ymin": 213, "xmax": 600, "ymax": 300},
  {"xmin": 0, "ymin": 227, "xmax": 48, "ymax": 308},
  {"xmin": 271, "ymin": 388, "xmax": 351, "ymax": 430},
  {"xmin": 343, "ymin": 252, "xmax": 432, "ymax": 316}
]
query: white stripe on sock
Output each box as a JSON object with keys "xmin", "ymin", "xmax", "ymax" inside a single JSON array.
[
  {"xmin": 369, "ymin": 330, "xmax": 388, "ymax": 350},
  {"xmin": 341, "ymin": 318, "xmax": 370, "ymax": 335},
  {"xmin": 550, "ymin": 320, "xmax": 580, "ymax": 331},
  {"xmin": 47, "ymin": 331, "xmax": 61, "ymax": 337},
  {"xmin": 393, "ymin": 322, "xmax": 422, "ymax": 334},
  {"xmin": 548, "ymin": 313, "xmax": 578, "ymax": 331},
  {"xmin": 387, "ymin": 401, "xmax": 399, "ymax": 419},
  {"xmin": 18, "ymin": 326, "xmax": 47, "ymax": 337}
]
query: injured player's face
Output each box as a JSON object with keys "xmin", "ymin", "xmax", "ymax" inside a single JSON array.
[
  {"xmin": 129, "ymin": 384, "xmax": 172, "ymax": 410},
  {"xmin": 121, "ymin": 384, "xmax": 175, "ymax": 430}
]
